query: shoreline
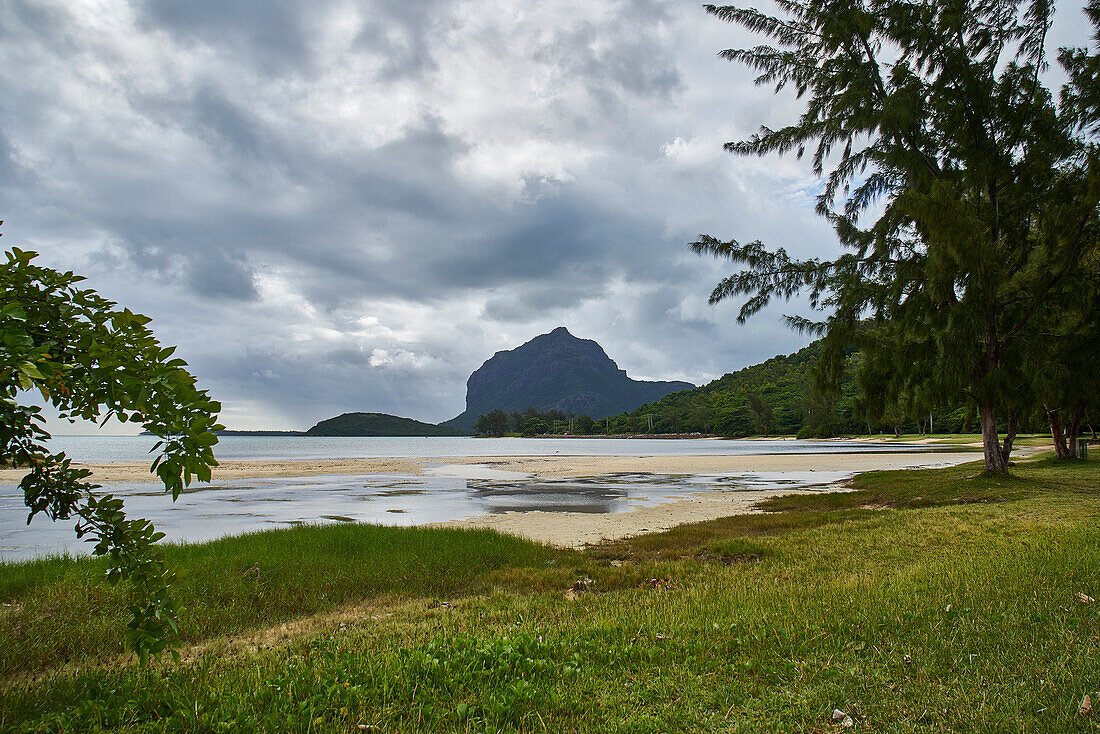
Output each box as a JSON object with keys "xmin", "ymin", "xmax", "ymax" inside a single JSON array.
[
  {"xmin": 430, "ymin": 481, "xmax": 853, "ymax": 547},
  {"xmin": 0, "ymin": 449, "xmax": 982, "ymax": 484}
]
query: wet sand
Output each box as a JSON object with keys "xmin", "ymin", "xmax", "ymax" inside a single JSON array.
[
  {"xmin": 433, "ymin": 483, "xmax": 850, "ymax": 547},
  {"xmin": 0, "ymin": 449, "xmax": 979, "ymax": 486},
  {"xmin": 433, "ymin": 451, "xmax": 984, "ymax": 546}
]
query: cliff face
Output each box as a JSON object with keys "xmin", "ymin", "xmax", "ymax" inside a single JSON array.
[{"xmin": 443, "ymin": 327, "xmax": 693, "ymax": 429}]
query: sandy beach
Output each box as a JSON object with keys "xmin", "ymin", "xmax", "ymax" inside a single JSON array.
[
  {"xmin": 432, "ymin": 450, "xmax": 982, "ymax": 545},
  {"xmin": 0, "ymin": 448, "xmax": 977, "ymax": 484},
  {"xmin": 1, "ymin": 449, "xmax": 984, "ymax": 548}
]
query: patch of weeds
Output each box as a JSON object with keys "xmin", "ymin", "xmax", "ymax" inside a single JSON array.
[
  {"xmin": 590, "ymin": 510, "xmax": 872, "ymax": 564},
  {"xmin": 700, "ymin": 538, "xmax": 771, "ymax": 565}
]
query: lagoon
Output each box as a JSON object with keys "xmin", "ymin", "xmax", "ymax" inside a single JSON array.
[{"xmin": 42, "ymin": 434, "xmax": 932, "ymax": 463}]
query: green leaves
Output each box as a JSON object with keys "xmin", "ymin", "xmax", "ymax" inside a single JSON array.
[
  {"xmin": 1, "ymin": 231, "xmax": 221, "ymax": 662},
  {"xmin": 698, "ymin": 0, "xmax": 1100, "ymax": 471}
]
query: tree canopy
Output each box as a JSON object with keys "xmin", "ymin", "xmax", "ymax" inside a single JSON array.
[
  {"xmin": 695, "ymin": 0, "xmax": 1100, "ymax": 472},
  {"xmin": 1, "ymin": 227, "xmax": 222, "ymax": 661}
]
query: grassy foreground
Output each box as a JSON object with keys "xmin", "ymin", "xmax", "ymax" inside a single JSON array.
[{"xmin": 1, "ymin": 457, "xmax": 1098, "ymax": 732}]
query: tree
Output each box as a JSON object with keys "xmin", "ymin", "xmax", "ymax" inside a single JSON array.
[
  {"xmin": 694, "ymin": 0, "xmax": 1100, "ymax": 472},
  {"xmin": 1, "ymin": 229, "xmax": 222, "ymax": 661},
  {"xmin": 520, "ymin": 417, "xmax": 550, "ymax": 436},
  {"xmin": 1028, "ymin": 242, "xmax": 1100, "ymax": 457},
  {"xmin": 745, "ymin": 392, "xmax": 775, "ymax": 436},
  {"xmin": 716, "ymin": 405, "xmax": 754, "ymax": 437},
  {"xmin": 474, "ymin": 408, "xmax": 510, "ymax": 436}
]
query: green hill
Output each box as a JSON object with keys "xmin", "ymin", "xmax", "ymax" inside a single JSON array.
[
  {"xmin": 600, "ymin": 341, "xmax": 847, "ymax": 436},
  {"xmin": 305, "ymin": 412, "xmax": 470, "ymax": 437},
  {"xmin": 602, "ymin": 339, "xmax": 995, "ymax": 437}
]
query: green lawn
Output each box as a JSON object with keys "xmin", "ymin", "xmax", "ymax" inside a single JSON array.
[{"xmin": 1, "ymin": 456, "xmax": 1098, "ymax": 732}]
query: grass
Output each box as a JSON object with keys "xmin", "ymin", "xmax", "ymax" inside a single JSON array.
[
  {"xmin": 0, "ymin": 525, "xmax": 562, "ymax": 678},
  {"xmin": 1, "ymin": 456, "xmax": 1098, "ymax": 732},
  {"xmin": 836, "ymin": 432, "xmax": 1059, "ymax": 448}
]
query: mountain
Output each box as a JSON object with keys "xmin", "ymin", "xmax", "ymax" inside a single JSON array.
[
  {"xmin": 305, "ymin": 412, "xmax": 470, "ymax": 437},
  {"xmin": 442, "ymin": 327, "xmax": 694, "ymax": 429}
]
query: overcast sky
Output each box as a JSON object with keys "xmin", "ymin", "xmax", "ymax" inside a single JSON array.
[{"xmin": 2, "ymin": 1, "xmax": 1091, "ymax": 432}]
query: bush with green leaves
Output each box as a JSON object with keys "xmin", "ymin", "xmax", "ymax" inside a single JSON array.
[{"xmin": 0, "ymin": 225, "xmax": 222, "ymax": 662}]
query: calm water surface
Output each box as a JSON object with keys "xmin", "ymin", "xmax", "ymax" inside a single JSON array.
[{"xmin": 43, "ymin": 434, "xmax": 933, "ymax": 463}]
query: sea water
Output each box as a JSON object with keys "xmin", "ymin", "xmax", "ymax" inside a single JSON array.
[{"xmin": 39, "ymin": 434, "xmax": 932, "ymax": 463}]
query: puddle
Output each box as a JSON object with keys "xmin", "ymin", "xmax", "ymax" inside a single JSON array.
[{"xmin": 427, "ymin": 463, "xmax": 534, "ymax": 481}]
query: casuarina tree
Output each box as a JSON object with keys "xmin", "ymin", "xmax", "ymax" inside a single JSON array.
[
  {"xmin": 694, "ymin": 0, "xmax": 1100, "ymax": 472},
  {"xmin": 0, "ymin": 224, "xmax": 222, "ymax": 661}
]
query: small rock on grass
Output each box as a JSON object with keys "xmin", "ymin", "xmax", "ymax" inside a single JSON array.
[
  {"xmin": 1081, "ymin": 694, "xmax": 1092, "ymax": 717},
  {"xmin": 832, "ymin": 709, "xmax": 854, "ymax": 727},
  {"xmin": 565, "ymin": 578, "xmax": 594, "ymax": 601}
]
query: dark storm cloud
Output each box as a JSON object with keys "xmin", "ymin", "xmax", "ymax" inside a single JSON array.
[
  {"xmin": 188, "ymin": 86, "xmax": 271, "ymax": 162},
  {"xmin": 0, "ymin": 129, "xmax": 29, "ymax": 192},
  {"xmin": 353, "ymin": 0, "xmax": 448, "ymax": 81},
  {"xmin": 186, "ymin": 249, "xmax": 258, "ymax": 300},
  {"xmin": 0, "ymin": 0, "xmax": 68, "ymax": 49},
  {"xmin": 533, "ymin": 5, "xmax": 681, "ymax": 104},
  {"xmin": 344, "ymin": 116, "xmax": 474, "ymax": 222},
  {"xmin": 137, "ymin": 0, "xmax": 319, "ymax": 73}
]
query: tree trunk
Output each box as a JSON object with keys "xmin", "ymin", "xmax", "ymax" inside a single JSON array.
[
  {"xmin": 1048, "ymin": 404, "xmax": 1085, "ymax": 459},
  {"xmin": 1046, "ymin": 404, "xmax": 1072, "ymax": 459},
  {"xmin": 1001, "ymin": 410, "xmax": 1019, "ymax": 466},
  {"xmin": 1066, "ymin": 406, "xmax": 1083, "ymax": 459},
  {"xmin": 979, "ymin": 403, "xmax": 1009, "ymax": 473}
]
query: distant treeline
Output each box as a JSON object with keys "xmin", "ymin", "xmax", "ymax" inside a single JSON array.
[{"xmin": 474, "ymin": 340, "xmax": 1098, "ymax": 438}]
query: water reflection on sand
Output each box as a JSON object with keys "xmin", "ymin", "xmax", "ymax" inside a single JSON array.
[{"xmin": 0, "ymin": 467, "xmax": 850, "ymax": 561}]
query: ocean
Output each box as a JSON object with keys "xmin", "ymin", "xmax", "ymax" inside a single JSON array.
[{"xmin": 40, "ymin": 434, "xmax": 925, "ymax": 463}]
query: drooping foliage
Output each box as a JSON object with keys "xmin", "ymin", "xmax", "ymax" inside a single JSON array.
[
  {"xmin": 695, "ymin": 0, "xmax": 1100, "ymax": 472},
  {"xmin": 0, "ymin": 227, "xmax": 222, "ymax": 661}
]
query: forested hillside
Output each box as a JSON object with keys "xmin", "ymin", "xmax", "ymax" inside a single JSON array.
[
  {"xmin": 477, "ymin": 340, "xmax": 1059, "ymax": 438},
  {"xmin": 604, "ymin": 340, "xmax": 1069, "ymax": 437},
  {"xmin": 606, "ymin": 341, "xmax": 866, "ymax": 437}
]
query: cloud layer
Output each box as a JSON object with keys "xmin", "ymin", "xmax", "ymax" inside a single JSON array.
[{"xmin": 2, "ymin": 0, "xmax": 1090, "ymax": 430}]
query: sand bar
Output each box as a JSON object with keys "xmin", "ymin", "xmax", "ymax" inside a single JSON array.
[
  {"xmin": 434, "ymin": 451, "xmax": 985, "ymax": 546},
  {"xmin": 0, "ymin": 449, "xmax": 978, "ymax": 485}
]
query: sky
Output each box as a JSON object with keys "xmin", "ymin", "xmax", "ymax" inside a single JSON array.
[{"xmin": 1, "ymin": 0, "xmax": 1092, "ymax": 432}]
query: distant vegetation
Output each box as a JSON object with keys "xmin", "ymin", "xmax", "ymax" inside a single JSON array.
[
  {"xmin": 473, "ymin": 339, "xmax": 1098, "ymax": 439},
  {"xmin": 306, "ymin": 412, "xmax": 470, "ymax": 437}
]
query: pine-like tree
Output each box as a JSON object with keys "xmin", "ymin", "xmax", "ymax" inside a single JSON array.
[{"xmin": 694, "ymin": 0, "xmax": 1100, "ymax": 472}]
